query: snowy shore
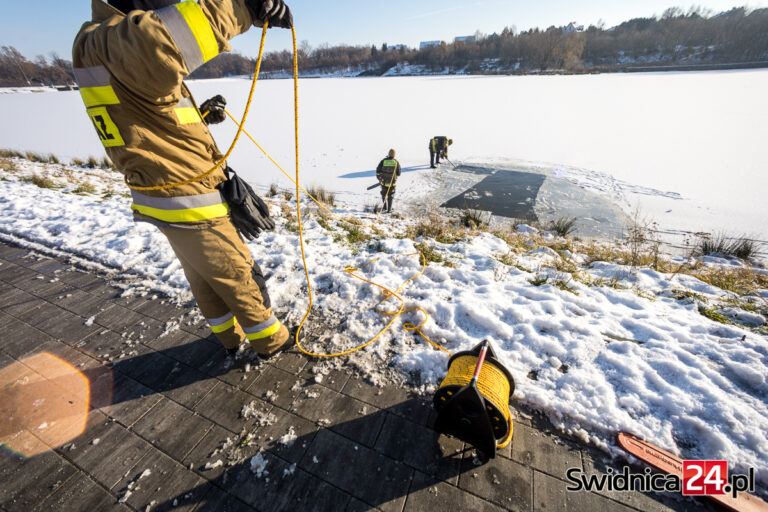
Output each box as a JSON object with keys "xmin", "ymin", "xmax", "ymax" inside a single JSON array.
[{"xmin": 1, "ymin": 155, "xmax": 766, "ymax": 492}]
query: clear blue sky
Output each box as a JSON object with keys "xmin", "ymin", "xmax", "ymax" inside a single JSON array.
[{"xmin": 1, "ymin": 0, "xmax": 766, "ymax": 60}]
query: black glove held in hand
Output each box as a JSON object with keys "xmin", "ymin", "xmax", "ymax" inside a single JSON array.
[
  {"xmin": 246, "ymin": 0, "xmax": 293, "ymax": 28},
  {"xmin": 199, "ymin": 95, "xmax": 226, "ymax": 125},
  {"xmin": 220, "ymin": 167, "xmax": 275, "ymax": 241}
]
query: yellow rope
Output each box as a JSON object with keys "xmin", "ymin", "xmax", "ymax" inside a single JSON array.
[
  {"xmin": 124, "ymin": 19, "xmax": 447, "ymax": 358},
  {"xmin": 285, "ymin": 29, "xmax": 442, "ymax": 358},
  {"xmin": 125, "ymin": 22, "xmax": 270, "ymax": 191},
  {"xmin": 438, "ymin": 355, "xmax": 514, "ymax": 448},
  {"xmin": 207, "ymin": 28, "xmax": 447, "ymax": 358}
]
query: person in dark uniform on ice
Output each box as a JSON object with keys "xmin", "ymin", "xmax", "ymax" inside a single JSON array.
[
  {"xmin": 429, "ymin": 136, "xmax": 452, "ymax": 168},
  {"xmin": 376, "ymin": 149, "xmax": 401, "ymax": 213}
]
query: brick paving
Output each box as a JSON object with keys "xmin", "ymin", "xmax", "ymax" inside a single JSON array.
[{"xmin": 0, "ymin": 241, "xmax": 718, "ymax": 511}]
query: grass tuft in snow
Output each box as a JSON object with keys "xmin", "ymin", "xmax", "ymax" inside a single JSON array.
[
  {"xmin": 0, "ymin": 158, "xmax": 18, "ymax": 173},
  {"xmin": 414, "ymin": 241, "xmax": 443, "ymax": 266},
  {"xmin": 73, "ymin": 182, "xmax": 97, "ymax": 195},
  {"xmin": 307, "ymin": 185, "xmax": 335, "ymax": 206},
  {"xmin": 699, "ymin": 233, "xmax": 756, "ymax": 260},
  {"xmin": 698, "ymin": 306, "xmax": 731, "ymax": 325},
  {"xmin": 406, "ymin": 217, "xmax": 465, "ymax": 244},
  {"xmin": 24, "ymin": 151, "xmax": 59, "ymax": 164},
  {"xmin": 21, "ymin": 174, "xmax": 58, "ymax": 189},
  {"xmin": 693, "ymin": 267, "xmax": 768, "ymax": 295},
  {"xmin": 0, "ymin": 149, "xmax": 24, "ymax": 159},
  {"xmin": 547, "ymin": 216, "xmax": 578, "ymax": 237},
  {"xmin": 460, "ymin": 207, "xmax": 489, "ymax": 229},
  {"xmin": 340, "ymin": 223, "xmax": 370, "ymax": 244}
]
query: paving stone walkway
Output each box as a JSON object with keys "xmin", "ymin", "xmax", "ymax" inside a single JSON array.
[{"xmin": 0, "ymin": 240, "xmax": 719, "ymax": 512}]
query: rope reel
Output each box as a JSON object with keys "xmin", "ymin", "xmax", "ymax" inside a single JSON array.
[{"xmin": 433, "ymin": 340, "xmax": 515, "ymax": 458}]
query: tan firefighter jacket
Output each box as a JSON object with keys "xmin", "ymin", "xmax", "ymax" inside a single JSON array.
[{"xmin": 72, "ymin": 0, "xmax": 258, "ymax": 224}]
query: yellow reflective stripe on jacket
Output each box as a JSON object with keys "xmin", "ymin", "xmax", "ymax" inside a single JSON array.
[
  {"xmin": 208, "ymin": 313, "xmax": 237, "ymax": 333},
  {"xmin": 383, "ymin": 159, "xmax": 398, "ymax": 167},
  {"xmin": 80, "ymin": 86, "xmax": 120, "ymax": 107},
  {"xmin": 156, "ymin": 1, "xmax": 219, "ymax": 73},
  {"xmin": 175, "ymin": 1, "xmax": 219, "ymax": 62},
  {"xmin": 130, "ymin": 190, "xmax": 229, "ymax": 223},
  {"xmin": 175, "ymin": 107, "xmax": 202, "ymax": 125},
  {"xmin": 175, "ymin": 97, "xmax": 203, "ymax": 125},
  {"xmin": 243, "ymin": 316, "xmax": 281, "ymax": 341}
]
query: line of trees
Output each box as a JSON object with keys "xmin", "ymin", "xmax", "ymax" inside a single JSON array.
[
  {"xmin": 2, "ymin": 6, "xmax": 767, "ymax": 86},
  {"xmin": 250, "ymin": 6, "xmax": 768, "ymax": 75},
  {"xmin": 0, "ymin": 46, "xmax": 74, "ymax": 87}
]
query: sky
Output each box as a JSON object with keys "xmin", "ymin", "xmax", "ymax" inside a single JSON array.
[{"xmin": 1, "ymin": 0, "xmax": 767, "ymax": 60}]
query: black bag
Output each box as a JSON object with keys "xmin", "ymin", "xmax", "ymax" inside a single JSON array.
[{"xmin": 219, "ymin": 166, "xmax": 275, "ymax": 240}]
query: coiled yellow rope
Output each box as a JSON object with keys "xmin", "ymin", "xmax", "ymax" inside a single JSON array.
[{"xmin": 438, "ymin": 355, "xmax": 514, "ymax": 448}]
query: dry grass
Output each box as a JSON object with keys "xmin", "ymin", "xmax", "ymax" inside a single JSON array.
[
  {"xmin": 73, "ymin": 182, "xmax": 97, "ymax": 195},
  {"xmin": 307, "ymin": 185, "xmax": 335, "ymax": 206},
  {"xmin": 0, "ymin": 158, "xmax": 18, "ymax": 173},
  {"xmin": 405, "ymin": 216, "xmax": 466, "ymax": 245},
  {"xmin": 25, "ymin": 151, "xmax": 59, "ymax": 164},
  {"xmin": 0, "ymin": 149, "xmax": 24, "ymax": 159},
  {"xmin": 692, "ymin": 267, "xmax": 768, "ymax": 295},
  {"xmin": 21, "ymin": 174, "xmax": 58, "ymax": 189}
]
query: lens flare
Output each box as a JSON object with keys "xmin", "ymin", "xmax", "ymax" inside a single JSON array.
[{"xmin": 0, "ymin": 353, "xmax": 92, "ymax": 457}]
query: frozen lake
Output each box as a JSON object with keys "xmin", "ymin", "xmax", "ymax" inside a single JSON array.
[{"xmin": 1, "ymin": 70, "xmax": 766, "ymax": 245}]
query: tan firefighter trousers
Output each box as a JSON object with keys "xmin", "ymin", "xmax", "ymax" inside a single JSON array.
[{"xmin": 159, "ymin": 217, "xmax": 289, "ymax": 354}]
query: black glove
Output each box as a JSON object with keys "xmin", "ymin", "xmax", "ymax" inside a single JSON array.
[
  {"xmin": 199, "ymin": 95, "xmax": 226, "ymax": 125},
  {"xmin": 220, "ymin": 167, "xmax": 275, "ymax": 241},
  {"xmin": 245, "ymin": 0, "xmax": 293, "ymax": 29}
]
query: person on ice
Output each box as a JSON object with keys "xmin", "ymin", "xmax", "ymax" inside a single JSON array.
[
  {"xmin": 429, "ymin": 136, "xmax": 453, "ymax": 168},
  {"xmin": 376, "ymin": 149, "xmax": 401, "ymax": 213},
  {"xmin": 72, "ymin": 0, "xmax": 294, "ymax": 357}
]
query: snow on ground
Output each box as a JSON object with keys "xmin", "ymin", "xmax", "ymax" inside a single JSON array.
[
  {"xmin": 1, "ymin": 158, "xmax": 767, "ymax": 491},
  {"xmin": 1, "ymin": 71, "xmax": 767, "ymax": 243}
]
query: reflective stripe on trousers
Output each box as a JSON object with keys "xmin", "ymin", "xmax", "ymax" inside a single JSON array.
[
  {"xmin": 130, "ymin": 190, "xmax": 229, "ymax": 223},
  {"xmin": 207, "ymin": 312, "xmax": 237, "ymax": 334},
  {"xmin": 242, "ymin": 316, "xmax": 281, "ymax": 341}
]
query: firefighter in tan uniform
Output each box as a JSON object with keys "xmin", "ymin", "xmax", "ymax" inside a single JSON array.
[{"xmin": 72, "ymin": 0, "xmax": 293, "ymax": 357}]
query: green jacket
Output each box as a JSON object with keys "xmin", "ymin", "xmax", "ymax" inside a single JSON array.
[
  {"xmin": 72, "ymin": 0, "xmax": 259, "ymax": 224},
  {"xmin": 376, "ymin": 158, "xmax": 401, "ymax": 188}
]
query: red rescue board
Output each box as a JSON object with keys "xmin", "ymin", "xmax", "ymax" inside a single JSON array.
[{"xmin": 617, "ymin": 432, "xmax": 768, "ymax": 512}]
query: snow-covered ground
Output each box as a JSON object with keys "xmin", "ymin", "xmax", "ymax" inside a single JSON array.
[
  {"xmin": 1, "ymin": 71, "xmax": 767, "ymax": 245},
  {"xmin": 1, "ymin": 71, "xmax": 767, "ymax": 492},
  {"xmin": 1, "ymin": 156, "xmax": 767, "ymax": 493}
]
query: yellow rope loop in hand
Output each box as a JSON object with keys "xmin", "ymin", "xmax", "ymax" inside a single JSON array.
[{"xmin": 126, "ymin": 22, "xmax": 270, "ymax": 191}]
